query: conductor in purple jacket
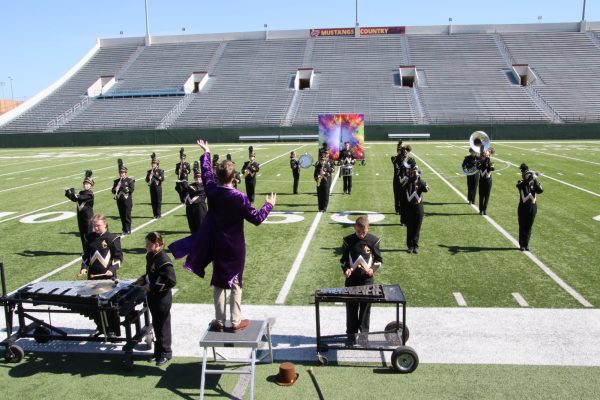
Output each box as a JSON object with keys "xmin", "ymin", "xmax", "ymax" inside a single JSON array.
[{"xmin": 169, "ymin": 140, "xmax": 276, "ymax": 332}]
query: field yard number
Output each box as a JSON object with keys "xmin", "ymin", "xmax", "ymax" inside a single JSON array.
[
  {"xmin": 20, "ymin": 212, "xmax": 76, "ymax": 224},
  {"xmin": 330, "ymin": 211, "xmax": 385, "ymax": 224},
  {"xmin": 264, "ymin": 211, "xmax": 305, "ymax": 224}
]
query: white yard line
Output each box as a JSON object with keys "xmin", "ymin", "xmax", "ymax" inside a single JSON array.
[
  {"xmin": 512, "ymin": 292, "xmax": 530, "ymax": 307},
  {"xmin": 495, "ymin": 143, "xmax": 600, "ymax": 166},
  {"xmin": 412, "ymin": 151, "xmax": 593, "ymax": 308},
  {"xmin": 276, "ymin": 171, "xmax": 340, "ymax": 304},
  {"xmin": 0, "ymin": 155, "xmax": 119, "ymax": 178},
  {"xmin": 453, "ymin": 292, "xmax": 468, "ymax": 306}
]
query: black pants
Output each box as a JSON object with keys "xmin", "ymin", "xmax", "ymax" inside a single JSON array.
[
  {"xmin": 345, "ymin": 278, "xmax": 373, "ymax": 335},
  {"xmin": 76, "ymin": 212, "xmax": 93, "ymax": 252},
  {"xmin": 479, "ymin": 177, "xmax": 492, "ymax": 213},
  {"xmin": 467, "ymin": 173, "xmax": 479, "ymax": 204},
  {"xmin": 292, "ymin": 171, "xmax": 299, "ymax": 194},
  {"xmin": 186, "ymin": 203, "xmax": 207, "ymax": 233},
  {"xmin": 406, "ymin": 202, "xmax": 424, "ymax": 249},
  {"xmin": 116, "ymin": 197, "xmax": 132, "ymax": 233},
  {"xmin": 518, "ymin": 202, "xmax": 537, "ymax": 249},
  {"xmin": 343, "ymin": 175, "xmax": 352, "ymax": 194},
  {"xmin": 148, "ymin": 291, "xmax": 172, "ymax": 359},
  {"xmin": 174, "ymin": 182, "xmax": 186, "ymax": 204},
  {"xmin": 393, "ymin": 177, "xmax": 402, "ymax": 214},
  {"xmin": 398, "ymin": 190, "xmax": 408, "ymax": 225},
  {"xmin": 245, "ymin": 178, "xmax": 256, "ymax": 203},
  {"xmin": 149, "ymin": 185, "xmax": 162, "ymax": 218},
  {"xmin": 317, "ymin": 180, "xmax": 330, "ymax": 211}
]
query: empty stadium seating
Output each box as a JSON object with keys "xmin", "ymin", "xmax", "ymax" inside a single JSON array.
[{"xmin": 2, "ymin": 24, "xmax": 600, "ymax": 133}]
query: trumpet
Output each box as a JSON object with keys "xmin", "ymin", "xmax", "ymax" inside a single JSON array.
[{"xmin": 243, "ymin": 169, "xmax": 250, "ymax": 178}]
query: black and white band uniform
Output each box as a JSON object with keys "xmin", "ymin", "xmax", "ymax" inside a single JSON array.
[
  {"xmin": 517, "ymin": 164, "xmax": 543, "ymax": 251},
  {"xmin": 139, "ymin": 248, "xmax": 176, "ymax": 363},
  {"xmin": 65, "ymin": 170, "xmax": 94, "ymax": 252},
  {"xmin": 339, "ymin": 146, "xmax": 356, "ymax": 195},
  {"xmin": 314, "ymin": 157, "xmax": 334, "ymax": 212},
  {"xmin": 112, "ymin": 161, "xmax": 135, "ymax": 235},
  {"xmin": 146, "ymin": 155, "xmax": 165, "ymax": 219},
  {"xmin": 175, "ymin": 148, "xmax": 191, "ymax": 204},
  {"xmin": 402, "ymin": 164, "xmax": 429, "ymax": 254},
  {"xmin": 340, "ymin": 232, "xmax": 382, "ymax": 336},
  {"xmin": 391, "ymin": 142, "xmax": 412, "ymax": 223},
  {"xmin": 242, "ymin": 156, "xmax": 260, "ymax": 203},
  {"xmin": 477, "ymin": 153, "xmax": 494, "ymax": 215},
  {"xmin": 81, "ymin": 230, "xmax": 122, "ymax": 280},
  {"xmin": 462, "ymin": 151, "xmax": 480, "ymax": 205},
  {"xmin": 290, "ymin": 152, "xmax": 300, "ymax": 195},
  {"xmin": 184, "ymin": 167, "xmax": 208, "ymax": 234}
]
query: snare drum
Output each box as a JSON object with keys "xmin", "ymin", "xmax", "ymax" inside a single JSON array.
[{"xmin": 340, "ymin": 165, "xmax": 353, "ymax": 177}]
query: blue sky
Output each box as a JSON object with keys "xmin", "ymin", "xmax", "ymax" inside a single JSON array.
[{"xmin": 1, "ymin": 0, "xmax": 597, "ymax": 99}]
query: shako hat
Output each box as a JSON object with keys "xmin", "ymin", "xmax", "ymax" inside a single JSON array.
[
  {"xmin": 83, "ymin": 170, "xmax": 94, "ymax": 186},
  {"xmin": 151, "ymin": 152, "xmax": 159, "ymax": 165},
  {"xmin": 118, "ymin": 158, "xmax": 127, "ymax": 173}
]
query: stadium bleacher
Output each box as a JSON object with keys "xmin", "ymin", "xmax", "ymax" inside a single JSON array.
[{"xmin": 2, "ymin": 22, "xmax": 600, "ymax": 133}]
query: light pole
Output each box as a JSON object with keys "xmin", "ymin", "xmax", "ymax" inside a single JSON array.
[
  {"xmin": 144, "ymin": 0, "xmax": 151, "ymax": 45},
  {"xmin": 0, "ymin": 82, "xmax": 5, "ymax": 99},
  {"xmin": 582, "ymin": 0, "xmax": 587, "ymax": 21},
  {"xmin": 8, "ymin": 77, "xmax": 14, "ymax": 100}
]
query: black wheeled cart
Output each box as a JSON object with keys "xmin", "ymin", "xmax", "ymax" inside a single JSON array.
[
  {"xmin": 314, "ymin": 284, "xmax": 418, "ymax": 373},
  {"xmin": 0, "ymin": 262, "xmax": 152, "ymax": 369}
]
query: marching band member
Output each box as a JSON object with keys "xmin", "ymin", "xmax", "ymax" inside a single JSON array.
[
  {"xmin": 226, "ymin": 153, "xmax": 241, "ymax": 189},
  {"xmin": 145, "ymin": 153, "xmax": 165, "ymax": 219},
  {"xmin": 339, "ymin": 141, "xmax": 356, "ymax": 195},
  {"xmin": 403, "ymin": 158, "xmax": 429, "ymax": 254},
  {"xmin": 242, "ymin": 146, "xmax": 260, "ymax": 203},
  {"xmin": 184, "ymin": 161, "xmax": 208, "ymax": 233},
  {"xmin": 517, "ymin": 164, "xmax": 543, "ymax": 251},
  {"xmin": 477, "ymin": 147, "xmax": 495, "ymax": 215},
  {"xmin": 340, "ymin": 216, "xmax": 382, "ymax": 342},
  {"xmin": 391, "ymin": 141, "xmax": 412, "ymax": 223},
  {"xmin": 111, "ymin": 159, "xmax": 135, "ymax": 235},
  {"xmin": 174, "ymin": 148, "xmax": 191, "ymax": 204},
  {"xmin": 462, "ymin": 148, "xmax": 480, "ymax": 204},
  {"xmin": 314, "ymin": 153, "xmax": 334, "ymax": 212},
  {"xmin": 65, "ymin": 170, "xmax": 95, "ymax": 252},
  {"xmin": 136, "ymin": 232, "xmax": 176, "ymax": 366},
  {"xmin": 290, "ymin": 151, "xmax": 300, "ymax": 194},
  {"xmin": 80, "ymin": 214, "xmax": 122, "ymax": 280},
  {"xmin": 169, "ymin": 140, "xmax": 276, "ymax": 333}
]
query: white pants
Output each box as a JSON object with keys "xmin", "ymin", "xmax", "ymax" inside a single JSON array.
[{"xmin": 213, "ymin": 276, "xmax": 242, "ymax": 325}]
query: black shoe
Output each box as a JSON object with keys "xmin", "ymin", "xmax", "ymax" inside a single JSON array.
[
  {"xmin": 155, "ymin": 357, "xmax": 170, "ymax": 366},
  {"xmin": 407, "ymin": 247, "xmax": 413, "ymax": 253},
  {"xmin": 479, "ymin": 211, "xmax": 483, "ymax": 215},
  {"xmin": 413, "ymin": 247, "xmax": 419, "ymax": 254},
  {"xmin": 525, "ymin": 247, "xmax": 530, "ymax": 251},
  {"xmin": 519, "ymin": 247, "xmax": 525, "ymax": 251}
]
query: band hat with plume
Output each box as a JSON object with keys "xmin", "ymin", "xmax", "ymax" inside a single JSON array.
[
  {"xmin": 179, "ymin": 147, "xmax": 186, "ymax": 159},
  {"xmin": 519, "ymin": 163, "xmax": 529, "ymax": 173},
  {"xmin": 193, "ymin": 161, "xmax": 201, "ymax": 177},
  {"xmin": 151, "ymin": 152, "xmax": 159, "ymax": 165},
  {"xmin": 248, "ymin": 145, "xmax": 255, "ymax": 158},
  {"xmin": 226, "ymin": 153, "xmax": 235, "ymax": 164},
  {"xmin": 118, "ymin": 158, "xmax": 127, "ymax": 173},
  {"xmin": 83, "ymin": 170, "xmax": 94, "ymax": 186}
]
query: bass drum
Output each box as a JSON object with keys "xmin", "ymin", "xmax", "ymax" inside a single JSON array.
[{"xmin": 298, "ymin": 153, "xmax": 314, "ymax": 169}]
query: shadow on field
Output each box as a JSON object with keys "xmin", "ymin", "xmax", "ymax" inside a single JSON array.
[
  {"xmin": 18, "ymin": 250, "xmax": 82, "ymax": 257},
  {"xmin": 423, "ymin": 201, "xmax": 468, "ymax": 206},
  {"xmin": 154, "ymin": 230, "xmax": 192, "ymax": 236},
  {"xmin": 439, "ymin": 244, "xmax": 518, "ymax": 255},
  {"xmin": 121, "ymin": 247, "xmax": 147, "ymax": 255},
  {"xmin": 6, "ymin": 352, "xmax": 225, "ymax": 400},
  {"xmin": 424, "ymin": 212, "xmax": 477, "ymax": 216}
]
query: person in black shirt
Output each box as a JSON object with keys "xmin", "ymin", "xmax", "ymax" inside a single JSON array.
[
  {"xmin": 517, "ymin": 163, "xmax": 544, "ymax": 251},
  {"xmin": 339, "ymin": 142, "xmax": 356, "ymax": 195},
  {"xmin": 65, "ymin": 170, "xmax": 95, "ymax": 252},
  {"xmin": 111, "ymin": 159, "xmax": 135, "ymax": 235},
  {"xmin": 184, "ymin": 162, "xmax": 208, "ymax": 233},
  {"xmin": 340, "ymin": 216, "xmax": 382, "ymax": 342},
  {"xmin": 477, "ymin": 147, "xmax": 495, "ymax": 215},
  {"xmin": 80, "ymin": 214, "xmax": 122, "ymax": 280},
  {"xmin": 290, "ymin": 151, "xmax": 300, "ymax": 194},
  {"xmin": 175, "ymin": 148, "xmax": 191, "ymax": 204},
  {"xmin": 402, "ymin": 158, "xmax": 429, "ymax": 254},
  {"xmin": 314, "ymin": 154, "xmax": 334, "ymax": 212},
  {"xmin": 391, "ymin": 141, "xmax": 412, "ymax": 223},
  {"xmin": 136, "ymin": 232, "xmax": 176, "ymax": 366},
  {"xmin": 146, "ymin": 153, "xmax": 165, "ymax": 219},
  {"xmin": 242, "ymin": 147, "xmax": 260, "ymax": 203},
  {"xmin": 462, "ymin": 148, "xmax": 480, "ymax": 205}
]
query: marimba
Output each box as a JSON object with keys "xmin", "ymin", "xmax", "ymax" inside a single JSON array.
[{"xmin": 0, "ymin": 263, "xmax": 151, "ymax": 368}]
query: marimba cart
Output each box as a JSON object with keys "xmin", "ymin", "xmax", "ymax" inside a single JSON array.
[
  {"xmin": 314, "ymin": 284, "xmax": 418, "ymax": 373},
  {"xmin": 0, "ymin": 262, "xmax": 152, "ymax": 369}
]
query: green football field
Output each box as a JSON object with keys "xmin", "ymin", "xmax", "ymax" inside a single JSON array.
[{"xmin": 0, "ymin": 140, "xmax": 599, "ymax": 309}]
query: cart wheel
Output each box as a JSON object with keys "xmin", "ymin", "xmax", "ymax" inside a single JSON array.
[
  {"xmin": 34, "ymin": 326, "xmax": 52, "ymax": 343},
  {"xmin": 5, "ymin": 345, "xmax": 24, "ymax": 363},
  {"xmin": 391, "ymin": 346, "xmax": 419, "ymax": 374},
  {"xmin": 384, "ymin": 321, "xmax": 410, "ymax": 343},
  {"xmin": 317, "ymin": 354, "xmax": 328, "ymax": 366}
]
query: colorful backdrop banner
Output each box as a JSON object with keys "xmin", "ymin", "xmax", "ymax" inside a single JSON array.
[{"xmin": 318, "ymin": 114, "xmax": 365, "ymax": 161}]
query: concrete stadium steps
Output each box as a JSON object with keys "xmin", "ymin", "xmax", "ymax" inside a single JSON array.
[
  {"xmin": 0, "ymin": 45, "xmax": 139, "ymax": 133},
  {"xmin": 172, "ymin": 39, "xmax": 306, "ymax": 128}
]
